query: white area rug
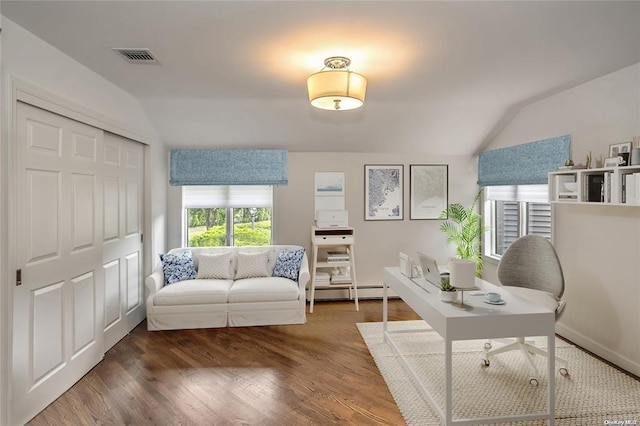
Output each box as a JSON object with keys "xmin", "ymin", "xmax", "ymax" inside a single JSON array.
[{"xmin": 357, "ymin": 321, "xmax": 640, "ymax": 425}]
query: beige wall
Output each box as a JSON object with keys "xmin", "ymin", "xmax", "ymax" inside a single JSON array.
[
  {"xmin": 277, "ymin": 152, "xmax": 478, "ymax": 286},
  {"xmin": 483, "ymin": 63, "xmax": 640, "ymax": 376},
  {"xmin": 167, "ymin": 152, "xmax": 479, "ymax": 287}
]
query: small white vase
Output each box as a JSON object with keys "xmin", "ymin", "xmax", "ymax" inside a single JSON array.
[{"xmin": 439, "ymin": 290, "xmax": 457, "ymax": 303}]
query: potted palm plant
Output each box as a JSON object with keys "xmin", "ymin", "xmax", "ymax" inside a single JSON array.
[{"xmin": 439, "ymin": 191, "xmax": 490, "ymax": 277}]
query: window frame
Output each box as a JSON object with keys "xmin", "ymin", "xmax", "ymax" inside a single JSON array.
[
  {"xmin": 182, "ymin": 185, "xmax": 274, "ymax": 247},
  {"xmin": 483, "ymin": 186, "xmax": 552, "ymax": 261}
]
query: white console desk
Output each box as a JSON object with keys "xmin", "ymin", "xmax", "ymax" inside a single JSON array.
[{"xmin": 383, "ymin": 267, "xmax": 556, "ymax": 425}]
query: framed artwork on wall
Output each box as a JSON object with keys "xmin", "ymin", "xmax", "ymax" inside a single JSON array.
[
  {"xmin": 314, "ymin": 172, "xmax": 346, "ymax": 218},
  {"xmin": 410, "ymin": 164, "xmax": 448, "ymax": 220},
  {"xmin": 314, "ymin": 172, "xmax": 345, "ymax": 196},
  {"xmin": 364, "ymin": 164, "xmax": 404, "ymax": 220}
]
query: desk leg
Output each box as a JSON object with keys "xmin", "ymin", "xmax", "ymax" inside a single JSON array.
[
  {"xmin": 548, "ymin": 334, "xmax": 556, "ymax": 425},
  {"xmin": 382, "ymin": 281, "xmax": 388, "ymax": 343},
  {"xmin": 445, "ymin": 338, "xmax": 453, "ymax": 425}
]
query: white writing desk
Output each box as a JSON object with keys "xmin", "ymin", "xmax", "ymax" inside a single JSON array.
[{"xmin": 383, "ymin": 267, "xmax": 556, "ymax": 425}]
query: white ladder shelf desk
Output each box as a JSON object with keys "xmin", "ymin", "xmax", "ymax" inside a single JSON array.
[{"xmin": 309, "ymin": 226, "xmax": 358, "ymax": 313}]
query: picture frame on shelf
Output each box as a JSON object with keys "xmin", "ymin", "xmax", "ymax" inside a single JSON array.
[
  {"xmin": 617, "ymin": 152, "xmax": 630, "ymax": 166},
  {"xmin": 603, "ymin": 157, "xmax": 619, "ymax": 167},
  {"xmin": 409, "ymin": 164, "xmax": 448, "ymax": 220},
  {"xmin": 609, "ymin": 141, "xmax": 632, "ymax": 157},
  {"xmin": 364, "ymin": 164, "xmax": 403, "ymax": 220}
]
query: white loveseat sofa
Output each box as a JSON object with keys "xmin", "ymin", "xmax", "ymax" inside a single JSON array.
[{"xmin": 145, "ymin": 245, "xmax": 309, "ymax": 331}]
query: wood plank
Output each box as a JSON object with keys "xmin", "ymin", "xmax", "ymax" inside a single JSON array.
[{"xmin": 27, "ymin": 300, "xmax": 419, "ymax": 425}]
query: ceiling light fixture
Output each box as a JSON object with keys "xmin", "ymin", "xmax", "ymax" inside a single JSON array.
[{"xmin": 307, "ymin": 56, "xmax": 367, "ymax": 111}]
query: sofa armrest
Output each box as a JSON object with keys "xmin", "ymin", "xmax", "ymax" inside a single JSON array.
[
  {"xmin": 298, "ymin": 253, "xmax": 310, "ymax": 297},
  {"xmin": 145, "ymin": 268, "xmax": 164, "ymax": 297}
]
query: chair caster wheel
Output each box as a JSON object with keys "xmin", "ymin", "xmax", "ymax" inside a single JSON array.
[
  {"xmin": 529, "ymin": 378, "xmax": 539, "ymax": 386},
  {"xmin": 559, "ymin": 367, "xmax": 569, "ymax": 377},
  {"xmin": 482, "ymin": 359, "xmax": 490, "ymax": 367},
  {"xmin": 484, "ymin": 342, "xmax": 492, "ymax": 350}
]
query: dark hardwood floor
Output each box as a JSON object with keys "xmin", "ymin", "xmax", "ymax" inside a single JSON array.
[{"xmin": 27, "ymin": 300, "xmax": 419, "ymax": 425}]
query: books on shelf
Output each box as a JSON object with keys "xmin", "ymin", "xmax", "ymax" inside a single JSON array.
[
  {"xmin": 623, "ymin": 172, "xmax": 640, "ymax": 205},
  {"xmin": 314, "ymin": 272, "xmax": 331, "ymax": 286},
  {"xmin": 331, "ymin": 274, "xmax": 351, "ymax": 284},
  {"xmin": 326, "ymin": 250, "xmax": 349, "ymax": 262}
]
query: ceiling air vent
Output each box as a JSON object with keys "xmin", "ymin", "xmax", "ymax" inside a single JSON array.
[{"xmin": 112, "ymin": 48, "xmax": 159, "ymax": 64}]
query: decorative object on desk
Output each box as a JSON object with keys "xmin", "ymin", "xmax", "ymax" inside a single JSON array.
[
  {"xmin": 609, "ymin": 141, "xmax": 632, "ymax": 158},
  {"xmin": 586, "ymin": 151, "xmax": 592, "ymax": 169},
  {"xmin": 564, "ymin": 159, "xmax": 574, "ymax": 167},
  {"xmin": 364, "ymin": 164, "xmax": 403, "ymax": 221},
  {"xmin": 449, "ymin": 259, "xmax": 476, "ymax": 309},
  {"xmin": 438, "ymin": 191, "xmax": 490, "ymax": 277},
  {"xmin": 409, "ymin": 164, "xmax": 448, "ymax": 220},
  {"xmin": 484, "ymin": 292, "xmax": 505, "ymax": 304},
  {"xmin": 438, "ymin": 276, "xmax": 457, "ymax": 303}
]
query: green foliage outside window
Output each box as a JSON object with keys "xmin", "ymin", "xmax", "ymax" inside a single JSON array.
[
  {"xmin": 189, "ymin": 221, "xmax": 271, "ymax": 246},
  {"xmin": 188, "ymin": 206, "xmax": 273, "ymax": 247}
]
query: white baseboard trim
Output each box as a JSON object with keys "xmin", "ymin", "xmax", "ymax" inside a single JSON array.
[{"xmin": 556, "ymin": 323, "xmax": 640, "ymax": 377}]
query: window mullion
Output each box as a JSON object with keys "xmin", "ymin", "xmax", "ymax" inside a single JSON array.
[
  {"xmin": 227, "ymin": 208, "xmax": 234, "ymax": 246},
  {"xmin": 519, "ymin": 202, "xmax": 527, "ymax": 237}
]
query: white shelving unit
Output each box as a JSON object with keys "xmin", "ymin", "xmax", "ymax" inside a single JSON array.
[
  {"xmin": 549, "ymin": 165, "xmax": 640, "ymax": 206},
  {"xmin": 309, "ymin": 226, "xmax": 358, "ymax": 313}
]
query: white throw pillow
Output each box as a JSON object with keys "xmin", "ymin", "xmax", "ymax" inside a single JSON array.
[
  {"xmin": 196, "ymin": 252, "xmax": 233, "ymax": 279},
  {"xmin": 235, "ymin": 251, "xmax": 270, "ymax": 279}
]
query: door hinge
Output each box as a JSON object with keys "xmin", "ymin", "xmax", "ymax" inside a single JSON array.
[
  {"xmin": 141, "ymin": 234, "xmax": 144, "ymax": 244},
  {"xmin": 16, "ymin": 269, "xmax": 22, "ymax": 286}
]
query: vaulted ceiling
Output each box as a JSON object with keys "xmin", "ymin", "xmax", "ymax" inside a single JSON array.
[{"xmin": 3, "ymin": 1, "xmax": 639, "ymax": 154}]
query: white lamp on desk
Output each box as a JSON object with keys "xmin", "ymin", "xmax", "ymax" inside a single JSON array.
[{"xmin": 449, "ymin": 259, "xmax": 476, "ymax": 309}]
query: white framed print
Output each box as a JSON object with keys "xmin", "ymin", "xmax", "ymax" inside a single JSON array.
[
  {"xmin": 314, "ymin": 172, "xmax": 345, "ymax": 196},
  {"xmin": 410, "ymin": 164, "xmax": 448, "ymax": 220},
  {"xmin": 364, "ymin": 164, "xmax": 403, "ymax": 220}
]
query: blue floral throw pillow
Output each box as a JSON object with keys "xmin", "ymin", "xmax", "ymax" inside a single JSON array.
[
  {"xmin": 159, "ymin": 251, "xmax": 197, "ymax": 285},
  {"xmin": 273, "ymin": 248, "xmax": 305, "ymax": 281}
]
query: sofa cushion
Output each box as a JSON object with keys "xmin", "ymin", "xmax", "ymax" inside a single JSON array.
[
  {"xmin": 235, "ymin": 251, "xmax": 271, "ymax": 279},
  {"xmin": 153, "ymin": 279, "xmax": 233, "ymax": 306},
  {"xmin": 228, "ymin": 277, "xmax": 299, "ymax": 303},
  {"xmin": 272, "ymin": 248, "xmax": 305, "ymax": 281},
  {"xmin": 159, "ymin": 251, "xmax": 197, "ymax": 285},
  {"xmin": 196, "ymin": 252, "xmax": 233, "ymax": 279}
]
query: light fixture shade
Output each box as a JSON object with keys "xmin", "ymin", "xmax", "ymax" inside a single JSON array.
[{"xmin": 307, "ymin": 70, "xmax": 367, "ymax": 111}]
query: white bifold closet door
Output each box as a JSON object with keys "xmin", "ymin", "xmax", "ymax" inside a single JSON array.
[{"xmin": 12, "ymin": 102, "xmax": 144, "ymax": 424}]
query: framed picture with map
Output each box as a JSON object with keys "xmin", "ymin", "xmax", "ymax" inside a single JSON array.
[
  {"xmin": 364, "ymin": 164, "xmax": 404, "ymax": 220},
  {"xmin": 409, "ymin": 164, "xmax": 448, "ymax": 220}
]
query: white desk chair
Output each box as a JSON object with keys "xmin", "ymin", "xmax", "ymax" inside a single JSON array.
[{"xmin": 482, "ymin": 235, "xmax": 569, "ymax": 386}]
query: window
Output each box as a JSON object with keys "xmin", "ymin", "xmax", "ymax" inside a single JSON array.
[
  {"xmin": 483, "ymin": 185, "xmax": 551, "ymax": 258},
  {"xmin": 183, "ymin": 186, "xmax": 273, "ymax": 247}
]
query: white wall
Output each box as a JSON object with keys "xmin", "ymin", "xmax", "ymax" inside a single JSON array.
[
  {"xmin": 167, "ymin": 152, "xmax": 478, "ymax": 288},
  {"xmin": 483, "ymin": 63, "xmax": 640, "ymax": 376},
  {"xmin": 0, "ymin": 18, "xmax": 167, "ymax": 424}
]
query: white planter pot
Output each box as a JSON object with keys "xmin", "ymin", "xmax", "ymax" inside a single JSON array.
[{"xmin": 439, "ymin": 290, "xmax": 457, "ymax": 303}]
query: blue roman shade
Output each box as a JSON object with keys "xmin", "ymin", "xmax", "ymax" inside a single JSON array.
[
  {"xmin": 170, "ymin": 149, "xmax": 288, "ymax": 186},
  {"xmin": 478, "ymin": 135, "xmax": 571, "ymax": 186}
]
